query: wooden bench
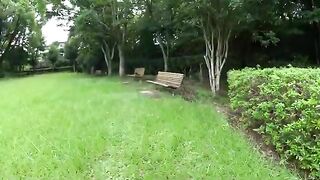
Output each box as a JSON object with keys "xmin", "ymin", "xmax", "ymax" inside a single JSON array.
[
  {"xmin": 147, "ymin": 71, "xmax": 184, "ymax": 89},
  {"xmin": 127, "ymin": 68, "xmax": 145, "ymax": 78},
  {"xmin": 95, "ymin": 70, "xmax": 102, "ymax": 74}
]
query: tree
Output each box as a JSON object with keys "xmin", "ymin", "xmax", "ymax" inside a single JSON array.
[
  {"xmin": 28, "ymin": 28, "xmax": 45, "ymax": 71},
  {"xmin": 74, "ymin": 8, "xmax": 116, "ymax": 75},
  {"xmin": 64, "ymin": 37, "xmax": 79, "ymax": 72},
  {"xmin": 301, "ymin": 0, "xmax": 320, "ymax": 64},
  {"xmin": 72, "ymin": 0, "xmax": 134, "ymax": 76},
  {"xmin": 110, "ymin": 0, "xmax": 134, "ymax": 76},
  {"xmin": 137, "ymin": 0, "xmax": 179, "ymax": 72},
  {"xmin": 0, "ymin": 0, "xmax": 47, "ymax": 73},
  {"xmin": 47, "ymin": 43, "xmax": 60, "ymax": 69},
  {"xmin": 6, "ymin": 46, "xmax": 29, "ymax": 71},
  {"xmin": 153, "ymin": 0, "xmax": 179, "ymax": 72},
  {"xmin": 180, "ymin": 0, "xmax": 245, "ymax": 95}
]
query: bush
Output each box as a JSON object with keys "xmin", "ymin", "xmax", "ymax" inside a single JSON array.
[
  {"xmin": 126, "ymin": 55, "xmax": 204, "ymax": 75},
  {"xmin": 228, "ymin": 67, "xmax": 320, "ymax": 179},
  {"xmin": 55, "ymin": 57, "xmax": 71, "ymax": 67}
]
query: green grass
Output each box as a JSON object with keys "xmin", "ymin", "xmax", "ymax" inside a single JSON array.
[{"xmin": 0, "ymin": 73, "xmax": 297, "ymax": 179}]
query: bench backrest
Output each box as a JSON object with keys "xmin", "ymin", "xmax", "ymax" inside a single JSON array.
[
  {"xmin": 134, "ymin": 68, "xmax": 145, "ymax": 77},
  {"xmin": 95, "ymin": 70, "xmax": 103, "ymax": 75},
  {"xmin": 156, "ymin": 71, "xmax": 184, "ymax": 88}
]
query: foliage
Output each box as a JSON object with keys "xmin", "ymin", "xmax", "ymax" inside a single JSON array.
[
  {"xmin": 135, "ymin": 0, "xmax": 181, "ymax": 71},
  {"xmin": 0, "ymin": 73, "xmax": 296, "ymax": 178},
  {"xmin": 65, "ymin": 0, "xmax": 320, "ymax": 79},
  {"xmin": 76, "ymin": 51, "xmax": 101, "ymax": 73},
  {"xmin": 0, "ymin": 0, "xmax": 47, "ymax": 75},
  {"xmin": 28, "ymin": 28, "xmax": 45, "ymax": 70},
  {"xmin": 6, "ymin": 47, "xmax": 29, "ymax": 71},
  {"xmin": 72, "ymin": 0, "xmax": 135, "ymax": 76},
  {"xmin": 47, "ymin": 43, "xmax": 60, "ymax": 68},
  {"xmin": 178, "ymin": 0, "xmax": 249, "ymax": 94},
  {"xmin": 0, "ymin": 0, "xmax": 46, "ymax": 62},
  {"xmin": 228, "ymin": 68, "xmax": 320, "ymax": 178},
  {"xmin": 64, "ymin": 37, "xmax": 79, "ymax": 71}
]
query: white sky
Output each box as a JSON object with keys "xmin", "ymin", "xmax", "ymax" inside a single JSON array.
[
  {"xmin": 42, "ymin": 17, "xmax": 70, "ymax": 45},
  {"xmin": 42, "ymin": 2, "xmax": 75, "ymax": 46}
]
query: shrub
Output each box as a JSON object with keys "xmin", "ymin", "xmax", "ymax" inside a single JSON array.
[
  {"xmin": 55, "ymin": 57, "xmax": 71, "ymax": 67},
  {"xmin": 228, "ymin": 67, "xmax": 320, "ymax": 179},
  {"xmin": 126, "ymin": 55, "xmax": 203, "ymax": 75}
]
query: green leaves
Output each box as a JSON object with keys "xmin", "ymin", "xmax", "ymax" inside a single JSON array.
[
  {"xmin": 0, "ymin": 0, "xmax": 46, "ymax": 68},
  {"xmin": 47, "ymin": 43, "xmax": 60, "ymax": 66},
  {"xmin": 228, "ymin": 67, "xmax": 320, "ymax": 179},
  {"xmin": 304, "ymin": 8, "xmax": 320, "ymax": 23}
]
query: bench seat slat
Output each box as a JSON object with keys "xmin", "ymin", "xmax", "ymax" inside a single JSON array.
[
  {"xmin": 146, "ymin": 80, "xmax": 170, "ymax": 87},
  {"xmin": 157, "ymin": 80, "xmax": 181, "ymax": 87},
  {"xmin": 147, "ymin": 71, "xmax": 184, "ymax": 88}
]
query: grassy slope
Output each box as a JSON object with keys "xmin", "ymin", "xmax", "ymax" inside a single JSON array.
[{"xmin": 0, "ymin": 73, "xmax": 297, "ymax": 179}]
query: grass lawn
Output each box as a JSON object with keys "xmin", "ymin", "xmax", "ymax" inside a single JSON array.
[{"xmin": 0, "ymin": 73, "xmax": 297, "ymax": 179}]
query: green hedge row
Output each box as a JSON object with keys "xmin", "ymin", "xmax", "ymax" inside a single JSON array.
[
  {"xmin": 126, "ymin": 55, "xmax": 204, "ymax": 75},
  {"xmin": 228, "ymin": 68, "xmax": 320, "ymax": 179}
]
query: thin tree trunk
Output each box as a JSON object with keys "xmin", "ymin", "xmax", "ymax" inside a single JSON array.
[
  {"xmin": 110, "ymin": 44, "xmax": 115, "ymax": 75},
  {"xmin": 118, "ymin": 43, "xmax": 125, "ymax": 76},
  {"xmin": 101, "ymin": 42, "xmax": 116, "ymax": 76},
  {"xmin": 101, "ymin": 45, "xmax": 110, "ymax": 75},
  {"xmin": 202, "ymin": 19, "xmax": 231, "ymax": 95},
  {"xmin": 164, "ymin": 55, "xmax": 168, "ymax": 72},
  {"xmin": 73, "ymin": 61, "xmax": 76, "ymax": 72},
  {"xmin": 156, "ymin": 36, "xmax": 169, "ymax": 72},
  {"xmin": 90, "ymin": 66, "xmax": 95, "ymax": 74},
  {"xmin": 199, "ymin": 63, "xmax": 204, "ymax": 83}
]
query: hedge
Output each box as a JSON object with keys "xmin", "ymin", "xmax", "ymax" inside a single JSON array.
[{"xmin": 228, "ymin": 67, "xmax": 320, "ymax": 179}]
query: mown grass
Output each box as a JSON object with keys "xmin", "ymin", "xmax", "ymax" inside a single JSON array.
[{"xmin": 0, "ymin": 73, "xmax": 297, "ymax": 179}]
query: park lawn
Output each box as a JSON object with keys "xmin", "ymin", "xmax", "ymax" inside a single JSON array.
[{"xmin": 0, "ymin": 73, "xmax": 297, "ymax": 179}]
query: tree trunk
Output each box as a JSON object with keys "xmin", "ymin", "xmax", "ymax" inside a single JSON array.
[
  {"xmin": 101, "ymin": 42, "xmax": 116, "ymax": 76},
  {"xmin": 0, "ymin": 61, "xmax": 3, "ymax": 75},
  {"xmin": 156, "ymin": 36, "xmax": 169, "ymax": 72},
  {"xmin": 90, "ymin": 66, "xmax": 95, "ymax": 74},
  {"xmin": 101, "ymin": 46, "xmax": 110, "ymax": 76},
  {"xmin": 108, "ymin": 61, "xmax": 112, "ymax": 76},
  {"xmin": 164, "ymin": 55, "xmax": 168, "ymax": 72},
  {"xmin": 199, "ymin": 63, "xmax": 204, "ymax": 83},
  {"xmin": 203, "ymin": 23, "xmax": 230, "ymax": 95},
  {"xmin": 73, "ymin": 62, "xmax": 76, "ymax": 73},
  {"xmin": 118, "ymin": 43, "xmax": 125, "ymax": 76}
]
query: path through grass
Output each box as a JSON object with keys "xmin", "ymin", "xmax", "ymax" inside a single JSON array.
[{"xmin": 0, "ymin": 73, "xmax": 297, "ymax": 179}]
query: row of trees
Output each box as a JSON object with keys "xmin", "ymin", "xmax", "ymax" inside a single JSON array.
[
  {"xmin": 0, "ymin": 0, "xmax": 45, "ymax": 71},
  {"xmin": 0, "ymin": 0, "xmax": 69, "ymax": 72},
  {"xmin": 65, "ymin": 0, "xmax": 320, "ymax": 94},
  {"xmin": 1, "ymin": 0, "xmax": 319, "ymax": 94}
]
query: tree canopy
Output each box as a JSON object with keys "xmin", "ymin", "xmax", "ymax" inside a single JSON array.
[{"xmin": 1, "ymin": 0, "xmax": 320, "ymax": 91}]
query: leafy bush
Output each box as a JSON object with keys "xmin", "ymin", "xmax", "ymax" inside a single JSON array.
[
  {"xmin": 55, "ymin": 57, "xmax": 71, "ymax": 67},
  {"xmin": 126, "ymin": 55, "xmax": 203, "ymax": 75},
  {"xmin": 228, "ymin": 68, "xmax": 320, "ymax": 179}
]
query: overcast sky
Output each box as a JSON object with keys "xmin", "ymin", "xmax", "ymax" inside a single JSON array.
[
  {"xmin": 42, "ymin": 2, "xmax": 74, "ymax": 46},
  {"xmin": 42, "ymin": 17, "xmax": 70, "ymax": 45}
]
